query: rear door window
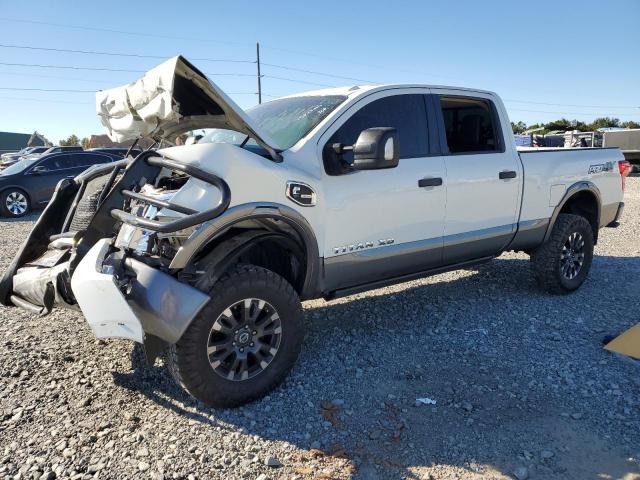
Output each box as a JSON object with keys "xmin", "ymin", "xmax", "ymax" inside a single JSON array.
[
  {"xmin": 73, "ymin": 153, "xmax": 112, "ymax": 167},
  {"xmin": 438, "ymin": 96, "xmax": 501, "ymax": 154}
]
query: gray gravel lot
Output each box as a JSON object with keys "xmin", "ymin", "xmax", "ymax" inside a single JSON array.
[{"xmin": 1, "ymin": 178, "xmax": 639, "ymax": 480}]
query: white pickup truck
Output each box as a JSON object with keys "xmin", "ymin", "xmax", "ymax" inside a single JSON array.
[{"xmin": 1, "ymin": 56, "xmax": 629, "ymax": 407}]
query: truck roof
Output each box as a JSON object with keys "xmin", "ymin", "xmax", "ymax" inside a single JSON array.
[{"xmin": 279, "ymin": 84, "xmax": 497, "ymax": 100}]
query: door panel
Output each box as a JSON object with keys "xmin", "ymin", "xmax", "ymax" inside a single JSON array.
[
  {"xmin": 27, "ymin": 155, "xmax": 69, "ymax": 203},
  {"xmin": 431, "ymin": 91, "xmax": 522, "ymax": 263},
  {"xmin": 319, "ymin": 90, "xmax": 447, "ymax": 291}
]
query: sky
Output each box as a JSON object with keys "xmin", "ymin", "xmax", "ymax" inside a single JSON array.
[{"xmin": 0, "ymin": 0, "xmax": 638, "ymax": 143}]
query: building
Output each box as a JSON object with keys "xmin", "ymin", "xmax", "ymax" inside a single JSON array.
[
  {"xmin": 87, "ymin": 134, "xmax": 155, "ymax": 150},
  {"xmin": 0, "ymin": 131, "xmax": 50, "ymax": 154}
]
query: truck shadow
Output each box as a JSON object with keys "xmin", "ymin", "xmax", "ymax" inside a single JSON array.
[{"xmin": 113, "ymin": 253, "xmax": 640, "ymax": 479}]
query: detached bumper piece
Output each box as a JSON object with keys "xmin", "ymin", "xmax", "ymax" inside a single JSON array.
[{"xmin": 71, "ymin": 239, "xmax": 210, "ymax": 344}]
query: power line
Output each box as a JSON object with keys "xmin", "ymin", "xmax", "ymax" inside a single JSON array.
[
  {"xmin": 259, "ymin": 43, "xmax": 461, "ymax": 81},
  {"xmin": 0, "ymin": 61, "xmax": 143, "ymax": 73},
  {"xmin": 0, "ymin": 71, "xmax": 110, "ymax": 84},
  {"xmin": 0, "ymin": 62, "xmax": 256, "ymax": 77},
  {"xmin": 0, "ymin": 62, "xmax": 344, "ymax": 89},
  {"xmin": 0, "ymin": 43, "xmax": 376, "ymax": 83},
  {"xmin": 0, "ymin": 17, "xmax": 406, "ymax": 78},
  {"xmin": 0, "ymin": 95, "xmax": 91, "ymax": 105},
  {"xmin": 262, "ymin": 62, "xmax": 374, "ymax": 84},
  {"xmin": 0, "ymin": 87, "xmax": 260, "ymax": 95},
  {"xmin": 505, "ymin": 99, "xmax": 639, "ymax": 109},
  {"xmin": 0, "ymin": 43, "xmax": 254, "ymax": 64},
  {"xmin": 0, "ymin": 42, "xmax": 372, "ymax": 84},
  {"xmin": 0, "ymin": 17, "xmax": 251, "ymax": 47},
  {"xmin": 0, "ymin": 86, "xmax": 95, "ymax": 93},
  {"xmin": 263, "ymin": 75, "xmax": 337, "ymax": 88}
]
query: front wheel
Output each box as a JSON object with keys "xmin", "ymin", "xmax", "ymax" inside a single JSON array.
[
  {"xmin": 167, "ymin": 265, "xmax": 304, "ymax": 407},
  {"xmin": 530, "ymin": 213, "xmax": 594, "ymax": 294},
  {"xmin": 1, "ymin": 189, "xmax": 31, "ymax": 217}
]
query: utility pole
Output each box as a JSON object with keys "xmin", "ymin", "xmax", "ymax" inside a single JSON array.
[{"xmin": 256, "ymin": 42, "xmax": 262, "ymax": 104}]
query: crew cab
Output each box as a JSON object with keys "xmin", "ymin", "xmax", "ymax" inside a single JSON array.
[{"xmin": 0, "ymin": 56, "xmax": 628, "ymax": 407}]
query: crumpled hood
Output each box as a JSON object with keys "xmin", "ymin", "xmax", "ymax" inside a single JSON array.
[{"xmin": 95, "ymin": 55, "xmax": 281, "ymax": 160}]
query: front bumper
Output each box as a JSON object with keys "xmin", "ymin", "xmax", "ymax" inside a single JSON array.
[
  {"xmin": 72, "ymin": 239, "xmax": 210, "ymax": 343},
  {"xmin": 1, "ymin": 150, "xmax": 226, "ymax": 346}
]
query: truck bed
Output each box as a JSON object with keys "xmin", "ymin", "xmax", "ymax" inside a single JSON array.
[{"xmin": 518, "ymin": 147, "xmax": 624, "ymax": 226}]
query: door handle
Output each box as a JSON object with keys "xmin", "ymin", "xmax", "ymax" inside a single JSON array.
[
  {"xmin": 499, "ymin": 170, "xmax": 517, "ymax": 179},
  {"xmin": 418, "ymin": 177, "xmax": 443, "ymax": 187}
]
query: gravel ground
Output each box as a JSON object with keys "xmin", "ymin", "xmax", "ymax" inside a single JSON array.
[{"xmin": 1, "ymin": 178, "xmax": 639, "ymax": 480}]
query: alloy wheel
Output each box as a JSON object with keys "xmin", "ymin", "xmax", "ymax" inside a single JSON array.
[
  {"xmin": 5, "ymin": 191, "xmax": 28, "ymax": 216},
  {"xmin": 207, "ymin": 298, "xmax": 283, "ymax": 381},
  {"xmin": 560, "ymin": 231, "xmax": 585, "ymax": 280}
]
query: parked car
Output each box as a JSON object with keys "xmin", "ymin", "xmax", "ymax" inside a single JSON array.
[
  {"xmin": 0, "ymin": 146, "xmax": 35, "ymax": 160},
  {"xmin": 88, "ymin": 147, "xmax": 143, "ymax": 158},
  {"xmin": 0, "ymin": 147, "xmax": 49, "ymax": 169},
  {"xmin": 21, "ymin": 145, "xmax": 84, "ymax": 162},
  {"xmin": 0, "ymin": 56, "xmax": 629, "ymax": 407},
  {"xmin": 0, "ymin": 151, "xmax": 116, "ymax": 217}
]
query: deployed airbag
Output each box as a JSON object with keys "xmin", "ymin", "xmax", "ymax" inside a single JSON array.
[{"xmin": 95, "ymin": 55, "xmax": 281, "ymax": 160}]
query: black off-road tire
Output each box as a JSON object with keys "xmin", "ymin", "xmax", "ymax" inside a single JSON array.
[
  {"xmin": 530, "ymin": 213, "xmax": 594, "ymax": 294},
  {"xmin": 167, "ymin": 265, "xmax": 304, "ymax": 408},
  {"xmin": 0, "ymin": 188, "xmax": 31, "ymax": 218}
]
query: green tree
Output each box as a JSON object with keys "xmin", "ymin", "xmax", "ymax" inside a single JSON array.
[
  {"xmin": 586, "ymin": 117, "xmax": 620, "ymax": 131},
  {"xmin": 81, "ymin": 137, "xmax": 90, "ymax": 149},
  {"xmin": 511, "ymin": 121, "xmax": 527, "ymax": 134},
  {"xmin": 621, "ymin": 120, "xmax": 640, "ymax": 129},
  {"xmin": 542, "ymin": 118, "xmax": 573, "ymax": 132},
  {"xmin": 59, "ymin": 134, "xmax": 80, "ymax": 146}
]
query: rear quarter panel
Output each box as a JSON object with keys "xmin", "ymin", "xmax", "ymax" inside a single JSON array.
[{"xmin": 518, "ymin": 147, "xmax": 624, "ymax": 222}]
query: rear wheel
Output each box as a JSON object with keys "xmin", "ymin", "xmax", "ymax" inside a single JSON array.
[
  {"xmin": 167, "ymin": 265, "xmax": 304, "ymax": 408},
  {"xmin": 530, "ymin": 213, "xmax": 594, "ymax": 293},
  {"xmin": 1, "ymin": 189, "xmax": 30, "ymax": 217}
]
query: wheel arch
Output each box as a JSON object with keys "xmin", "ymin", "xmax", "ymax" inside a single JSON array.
[
  {"xmin": 0, "ymin": 185, "xmax": 31, "ymax": 201},
  {"xmin": 545, "ymin": 181, "xmax": 601, "ymax": 244},
  {"xmin": 170, "ymin": 203, "xmax": 321, "ymax": 299}
]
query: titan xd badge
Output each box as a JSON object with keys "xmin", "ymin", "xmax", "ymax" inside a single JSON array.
[{"xmin": 286, "ymin": 181, "xmax": 316, "ymax": 206}]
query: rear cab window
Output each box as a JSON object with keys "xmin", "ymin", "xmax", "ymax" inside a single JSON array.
[{"xmin": 438, "ymin": 96, "xmax": 503, "ymax": 154}]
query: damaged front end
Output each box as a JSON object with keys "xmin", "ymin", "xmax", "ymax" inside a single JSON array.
[
  {"xmin": 0, "ymin": 54, "xmax": 282, "ymax": 359},
  {"xmin": 0, "ymin": 150, "xmax": 230, "ymax": 360}
]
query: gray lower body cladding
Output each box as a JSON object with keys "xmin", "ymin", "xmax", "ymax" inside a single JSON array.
[{"xmin": 323, "ymin": 223, "xmax": 520, "ymax": 294}]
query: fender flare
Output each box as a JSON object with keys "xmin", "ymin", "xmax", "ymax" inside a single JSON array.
[
  {"xmin": 191, "ymin": 230, "xmax": 306, "ymax": 292},
  {"xmin": 543, "ymin": 180, "xmax": 601, "ymax": 243},
  {"xmin": 0, "ymin": 184, "xmax": 32, "ymax": 200},
  {"xmin": 170, "ymin": 202, "xmax": 321, "ymax": 299}
]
